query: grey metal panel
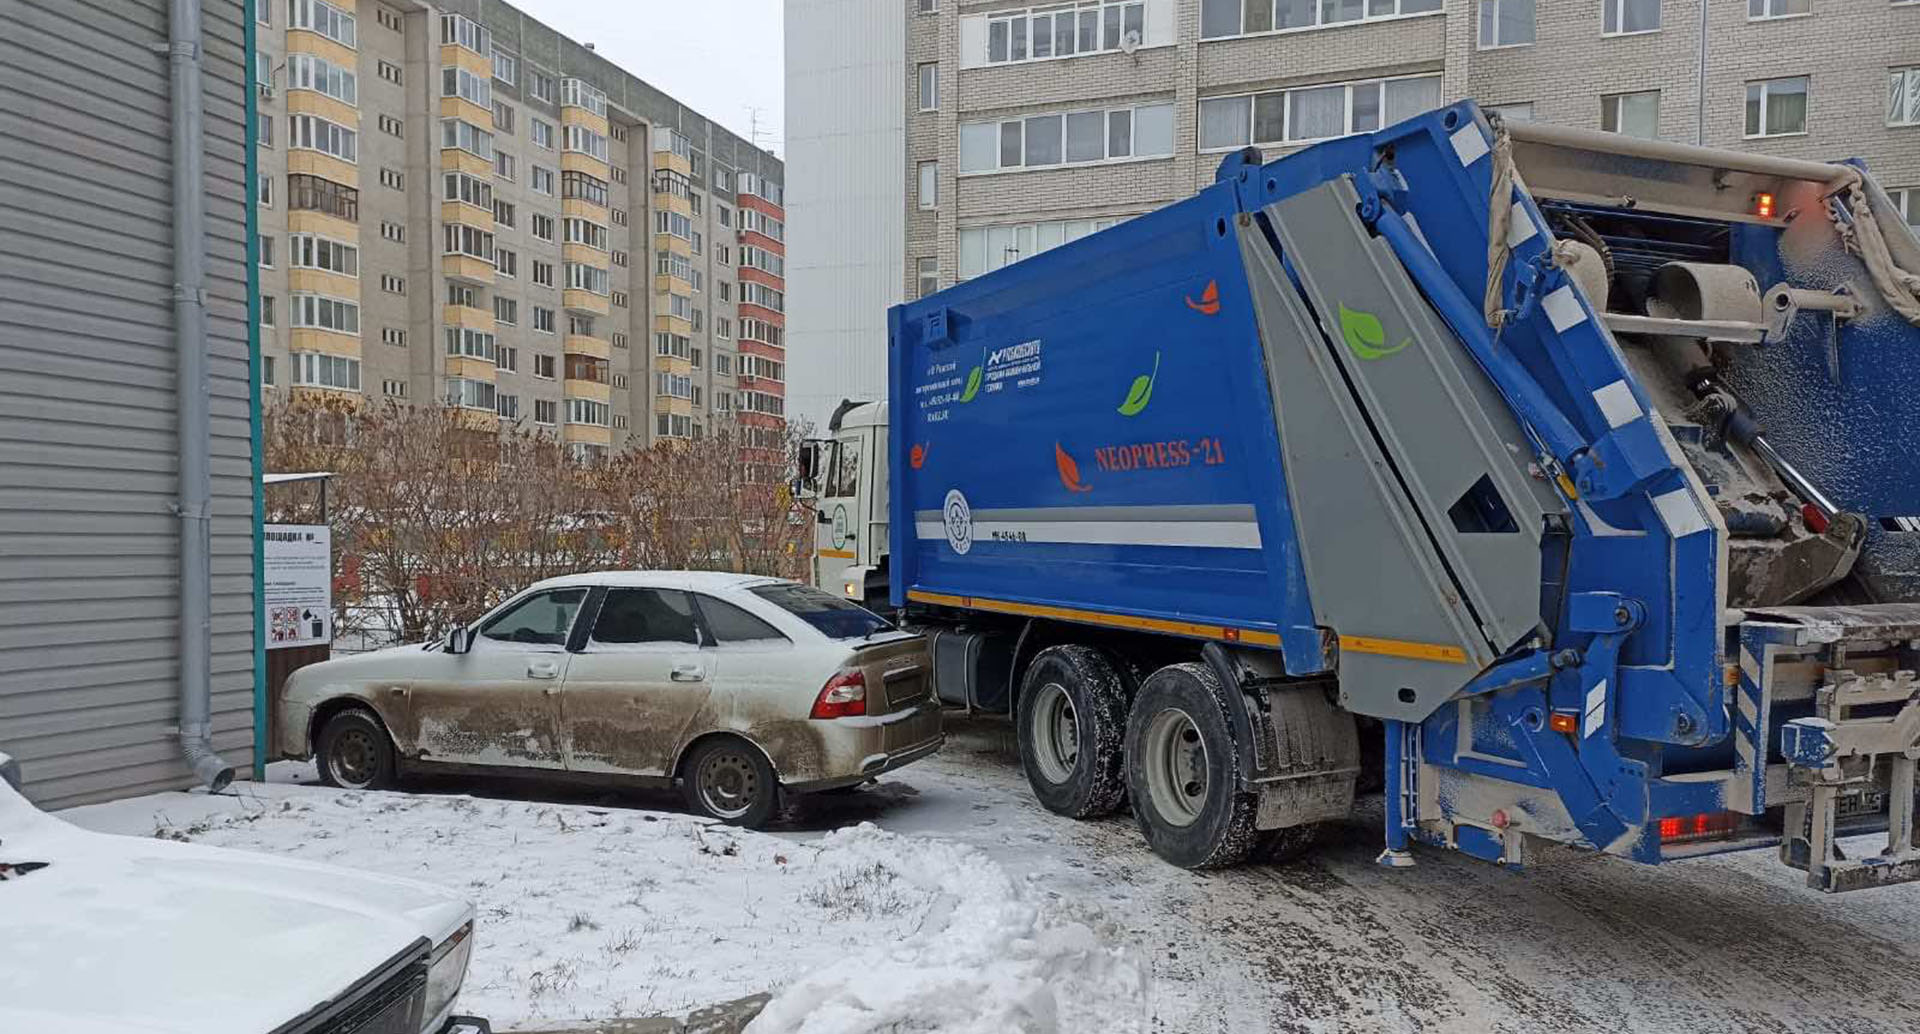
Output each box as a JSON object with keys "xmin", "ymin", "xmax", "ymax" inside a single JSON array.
[
  {"xmin": 1237, "ymin": 219, "xmax": 1483, "ymax": 722},
  {"xmin": 1269, "ymin": 179, "xmax": 1566, "ymax": 654},
  {"xmin": 0, "ymin": 0, "xmax": 256, "ymax": 808}
]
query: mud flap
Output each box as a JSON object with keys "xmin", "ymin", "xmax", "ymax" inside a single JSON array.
[{"xmin": 1202, "ymin": 643, "xmax": 1360, "ymax": 830}]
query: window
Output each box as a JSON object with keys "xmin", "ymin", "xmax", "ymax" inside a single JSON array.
[
  {"xmin": 257, "ymin": 234, "xmax": 275, "ymax": 267},
  {"xmin": 494, "ymin": 296, "xmax": 518, "ymax": 324},
  {"xmin": 563, "ymin": 218, "xmax": 609, "ymax": 250},
  {"xmin": 589, "ymin": 588, "xmax": 699, "ymax": 645},
  {"xmin": 448, "ymin": 284, "xmax": 478, "ymax": 308},
  {"xmin": 1487, "ymin": 102, "xmax": 1535, "ymax": 122},
  {"xmin": 958, "ymin": 216, "xmax": 1130, "ymax": 279},
  {"xmin": 443, "ymin": 223, "xmax": 496, "ymax": 263},
  {"xmin": 440, "ymin": 12, "xmax": 492, "ymax": 56},
  {"xmin": 480, "ymin": 588, "xmax": 586, "ymax": 646},
  {"xmin": 532, "ymin": 214, "xmax": 555, "ymax": 241},
  {"xmin": 612, "ymin": 332, "xmax": 628, "ymax": 349},
  {"xmin": 919, "ymin": 0, "xmax": 938, "ymax": 12},
  {"xmin": 714, "ymin": 352, "xmax": 733, "ymax": 375},
  {"xmin": 496, "ymin": 248, "xmax": 517, "ymax": 277},
  {"xmin": 959, "ymin": 102, "xmax": 1174, "ymax": 172},
  {"xmin": 657, "ymin": 413, "xmax": 692, "ymax": 438},
  {"xmin": 288, "ymin": 0, "xmax": 356, "ymax": 48},
  {"xmin": 656, "ymin": 372, "xmax": 694, "ymax": 399},
  {"xmin": 445, "ymin": 376, "xmax": 496, "ymax": 411},
  {"xmin": 444, "ymin": 326, "xmax": 497, "ymax": 362},
  {"xmin": 1748, "ymin": 0, "xmax": 1809, "ymax": 18},
  {"xmin": 740, "ymin": 246, "xmax": 785, "ymax": 276},
  {"xmin": 560, "ymin": 78, "xmax": 608, "ymax": 116},
  {"xmin": 564, "ymin": 262, "xmax": 610, "ymax": 295},
  {"xmin": 260, "ymin": 295, "xmax": 275, "ymax": 326},
  {"xmin": 258, "ymin": 112, "xmax": 275, "ymax": 148},
  {"xmin": 915, "ymin": 257, "xmax": 940, "ymax": 298},
  {"xmin": 382, "ymin": 378, "xmax": 407, "ymax": 398},
  {"xmin": 565, "ymin": 354, "xmax": 609, "ymax": 383},
  {"xmin": 981, "ymin": 0, "xmax": 1150, "ymax": 65},
  {"xmin": 496, "ymin": 393, "xmax": 519, "ymax": 419},
  {"xmin": 532, "ymin": 260, "xmax": 555, "ymax": 287},
  {"xmin": 568, "ymin": 315, "xmax": 596, "ymax": 336},
  {"xmin": 528, "ymin": 69, "xmax": 554, "ymax": 103},
  {"xmin": 563, "ymin": 170, "xmax": 608, "ymax": 205},
  {"xmin": 612, "ymin": 166, "xmax": 628, "ymax": 185},
  {"xmin": 381, "ymin": 327, "xmax": 405, "ymax": 346},
  {"xmin": 258, "ymin": 173, "xmax": 273, "ymax": 208},
  {"xmin": 497, "ymin": 345, "xmax": 519, "ymax": 372},
  {"xmin": 1602, "ymin": 91, "xmax": 1660, "ymax": 139},
  {"xmin": 378, "ymin": 114, "xmax": 404, "ymax": 137},
  {"xmin": 381, "ymin": 221, "xmax": 405, "ymax": 242},
  {"xmin": 1891, "ymin": 68, "xmax": 1920, "ymax": 127},
  {"xmin": 1200, "ymin": 0, "xmax": 1439, "ymax": 39},
  {"xmin": 377, "ymin": 61, "xmax": 402, "ymax": 85},
  {"xmin": 739, "ymin": 282, "xmax": 784, "ymax": 313},
  {"xmin": 611, "ymin": 373, "xmax": 627, "ymax": 389},
  {"xmin": 531, "ymin": 165, "xmax": 555, "ymax": 195},
  {"xmin": 917, "ymin": 160, "xmax": 938, "ymax": 208},
  {"xmin": 1198, "ymin": 74, "xmax": 1442, "ymax": 150},
  {"xmin": 492, "ymin": 198, "xmax": 516, "ymax": 227},
  {"xmin": 291, "ymin": 351, "xmax": 361, "ymax": 390},
  {"xmin": 493, "ymin": 50, "xmax": 517, "ymax": 85},
  {"xmin": 379, "ymin": 167, "xmax": 403, "ymax": 190},
  {"xmin": 535, "ymin": 399, "xmax": 557, "ymax": 424},
  {"xmin": 563, "ymin": 124, "xmax": 609, "ymax": 162},
  {"xmin": 287, "ymin": 53, "xmax": 357, "ymax": 105},
  {"xmin": 289, "ymin": 114, "xmax": 357, "ymax": 162},
  {"xmin": 719, "ymin": 281, "xmax": 733, "ymax": 301},
  {"xmin": 1478, "ymin": 0, "xmax": 1534, "ymax": 47},
  {"xmin": 376, "ymin": 6, "xmax": 400, "ymax": 31},
  {"xmin": 256, "ymin": 0, "xmax": 270, "ymax": 25},
  {"xmin": 288, "ymin": 293, "xmax": 359, "ymax": 333},
  {"xmin": 493, "ymin": 101, "xmax": 515, "ymax": 133},
  {"xmin": 1603, "ymin": 0, "xmax": 1658, "ymax": 35},
  {"xmin": 262, "ymin": 355, "xmax": 276, "ymax": 385},
  {"xmin": 738, "ymin": 172, "xmax": 783, "ymax": 205},
  {"xmin": 715, "ymin": 317, "xmax": 733, "ymax": 340},
  {"xmin": 444, "ymin": 171, "xmax": 493, "ymax": 211},
  {"xmin": 533, "ymin": 307, "xmax": 556, "ymax": 333},
  {"xmin": 494, "ymin": 150, "xmax": 515, "ymax": 181},
  {"xmin": 1746, "ymin": 76, "xmax": 1809, "ymax": 137},
  {"xmin": 611, "ymin": 289, "xmax": 628, "ymax": 308},
  {"xmin": 741, "ymin": 354, "xmax": 785, "ymax": 383},
  {"xmin": 611, "ymin": 249, "xmax": 629, "ymax": 267},
  {"xmin": 656, "ymin": 210, "xmax": 693, "ymax": 241},
  {"xmin": 441, "ymin": 118, "xmax": 493, "ymax": 159},
  {"xmin": 531, "ymin": 119, "xmax": 555, "ymax": 150},
  {"xmin": 380, "ymin": 274, "xmax": 405, "ymax": 294},
  {"xmin": 748, "ymin": 583, "xmax": 891, "ymax": 640},
  {"xmin": 1891, "ymin": 189, "xmax": 1920, "ymax": 230},
  {"xmin": 656, "ymin": 332, "xmax": 691, "ymax": 359},
  {"xmin": 740, "ymin": 317, "xmax": 784, "ymax": 346},
  {"xmin": 566, "ymin": 397, "xmax": 609, "ymax": 426},
  {"xmin": 918, "ymin": 62, "xmax": 939, "ymax": 111},
  {"xmin": 535, "ymin": 354, "xmax": 557, "ymax": 378}
]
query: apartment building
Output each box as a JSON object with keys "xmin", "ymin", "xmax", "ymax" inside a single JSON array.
[
  {"xmin": 787, "ymin": 0, "xmax": 1917, "ymax": 427},
  {"xmin": 253, "ymin": 0, "xmax": 785, "ymax": 455}
]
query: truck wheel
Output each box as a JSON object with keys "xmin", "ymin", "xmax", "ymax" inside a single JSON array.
[
  {"xmin": 315, "ymin": 707, "xmax": 397, "ymax": 791},
  {"xmin": 1125, "ymin": 662, "xmax": 1258, "ymax": 869},
  {"xmin": 1017, "ymin": 645, "xmax": 1129, "ymax": 819}
]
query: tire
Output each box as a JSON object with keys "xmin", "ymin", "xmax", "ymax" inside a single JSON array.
[
  {"xmin": 1017, "ymin": 645, "xmax": 1130, "ymax": 819},
  {"xmin": 315, "ymin": 707, "xmax": 397, "ymax": 791},
  {"xmin": 682, "ymin": 738, "xmax": 779, "ymax": 829},
  {"xmin": 1125, "ymin": 662, "xmax": 1259, "ymax": 869}
]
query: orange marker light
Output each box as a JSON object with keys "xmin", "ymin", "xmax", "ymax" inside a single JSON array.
[
  {"xmin": 1549, "ymin": 712, "xmax": 1578, "ymax": 734},
  {"xmin": 1755, "ymin": 192, "xmax": 1776, "ymax": 219}
]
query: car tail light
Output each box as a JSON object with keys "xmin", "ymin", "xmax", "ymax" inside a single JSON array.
[
  {"xmin": 1658, "ymin": 811, "xmax": 1740, "ymax": 844},
  {"xmin": 810, "ymin": 668, "xmax": 867, "ymax": 719}
]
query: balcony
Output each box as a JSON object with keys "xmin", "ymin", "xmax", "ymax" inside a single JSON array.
[
  {"xmin": 563, "ymin": 288, "xmax": 609, "ymax": 317},
  {"xmin": 564, "ymin": 333, "xmax": 610, "ymax": 360},
  {"xmin": 442, "ymin": 253, "xmax": 495, "ymax": 285}
]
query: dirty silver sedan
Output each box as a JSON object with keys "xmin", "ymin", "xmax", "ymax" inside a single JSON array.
[{"xmin": 276, "ymin": 572, "xmax": 942, "ymax": 827}]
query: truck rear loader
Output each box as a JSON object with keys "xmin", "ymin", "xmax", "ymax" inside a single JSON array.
[{"xmin": 804, "ymin": 103, "xmax": 1920, "ymax": 890}]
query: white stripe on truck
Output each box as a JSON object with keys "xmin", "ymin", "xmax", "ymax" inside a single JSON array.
[{"xmin": 913, "ymin": 504, "xmax": 1262, "ymax": 550}]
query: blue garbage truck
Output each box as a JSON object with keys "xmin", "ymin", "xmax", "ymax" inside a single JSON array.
[{"xmin": 803, "ymin": 103, "xmax": 1920, "ymax": 889}]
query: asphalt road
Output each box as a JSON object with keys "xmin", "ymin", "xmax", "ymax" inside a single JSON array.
[{"xmin": 788, "ymin": 717, "xmax": 1920, "ymax": 1034}]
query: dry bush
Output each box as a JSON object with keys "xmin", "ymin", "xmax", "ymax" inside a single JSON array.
[{"xmin": 265, "ymin": 397, "xmax": 811, "ymax": 645}]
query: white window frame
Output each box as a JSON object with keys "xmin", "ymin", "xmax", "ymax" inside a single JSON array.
[
  {"xmin": 560, "ymin": 78, "xmax": 609, "ymax": 116},
  {"xmin": 1477, "ymin": 0, "xmax": 1535, "ymax": 48},
  {"xmin": 531, "ymin": 165, "xmax": 556, "ymax": 196},
  {"xmin": 960, "ymin": 101, "xmax": 1176, "ymax": 175},
  {"xmin": 917, "ymin": 257, "xmax": 939, "ymax": 298},
  {"xmin": 1197, "ymin": 73, "xmax": 1443, "ymax": 152},
  {"xmin": 288, "ymin": 232, "xmax": 359, "ymax": 277},
  {"xmin": 977, "ymin": 0, "xmax": 1158, "ymax": 67},
  {"xmin": 1601, "ymin": 90, "xmax": 1661, "ymax": 139},
  {"xmin": 1747, "ymin": 0, "xmax": 1811, "ymax": 20},
  {"xmin": 287, "ymin": 53, "xmax": 358, "ymax": 106},
  {"xmin": 492, "ymin": 49, "xmax": 517, "ymax": 85},
  {"xmin": 1199, "ymin": 0, "xmax": 1442, "ymax": 42},
  {"xmin": 1745, "ymin": 75, "xmax": 1810, "ymax": 139},
  {"xmin": 440, "ymin": 118, "xmax": 494, "ymax": 160},
  {"xmin": 1487, "ymin": 102, "xmax": 1534, "ymax": 122},
  {"xmin": 288, "ymin": 0, "xmax": 356, "ymax": 49},
  {"xmin": 1890, "ymin": 67, "xmax": 1920, "ymax": 128},
  {"xmin": 288, "ymin": 292, "xmax": 360, "ymax": 334},
  {"xmin": 442, "ymin": 65, "xmax": 492, "ymax": 110},
  {"xmin": 918, "ymin": 63, "xmax": 939, "ymax": 111},
  {"xmin": 532, "ymin": 119, "xmax": 555, "ymax": 150},
  {"xmin": 917, "ymin": 160, "xmax": 938, "ymax": 209},
  {"xmin": 291, "ymin": 351, "xmax": 361, "ymax": 391},
  {"xmin": 957, "ymin": 215, "xmax": 1130, "ymax": 280},
  {"xmin": 1601, "ymin": 0, "xmax": 1660, "ymax": 36},
  {"xmin": 289, "ymin": 114, "xmax": 357, "ymax": 163}
]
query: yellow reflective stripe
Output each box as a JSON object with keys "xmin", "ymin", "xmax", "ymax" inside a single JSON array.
[
  {"xmin": 817, "ymin": 548, "xmax": 857, "ymax": 559},
  {"xmin": 907, "ymin": 590, "xmax": 1282, "ymax": 648},
  {"xmin": 1338, "ymin": 634, "xmax": 1468, "ymax": 664}
]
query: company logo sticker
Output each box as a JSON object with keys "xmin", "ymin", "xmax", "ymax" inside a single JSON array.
[
  {"xmin": 1118, "ymin": 351, "xmax": 1160, "ymax": 417},
  {"xmin": 958, "ymin": 364, "xmax": 983, "ymax": 403},
  {"xmin": 1054, "ymin": 443, "xmax": 1093, "ymax": 494},
  {"xmin": 1185, "ymin": 280, "xmax": 1221, "ymax": 315},
  {"xmin": 943, "ymin": 489, "xmax": 973, "ymax": 555},
  {"xmin": 1337, "ymin": 303, "xmax": 1411, "ymax": 361},
  {"xmin": 910, "ymin": 442, "xmax": 929, "ymax": 470}
]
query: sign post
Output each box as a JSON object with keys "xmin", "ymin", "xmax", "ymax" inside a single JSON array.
[{"xmin": 263, "ymin": 524, "xmax": 332, "ymax": 650}]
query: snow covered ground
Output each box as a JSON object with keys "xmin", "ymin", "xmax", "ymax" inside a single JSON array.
[{"xmin": 62, "ymin": 718, "xmax": 1920, "ymax": 1033}]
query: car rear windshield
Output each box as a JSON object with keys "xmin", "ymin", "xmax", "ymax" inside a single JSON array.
[{"xmin": 748, "ymin": 583, "xmax": 893, "ymax": 639}]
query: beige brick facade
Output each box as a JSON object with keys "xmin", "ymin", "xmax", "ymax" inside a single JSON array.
[{"xmin": 902, "ymin": 0, "xmax": 1920, "ymax": 300}]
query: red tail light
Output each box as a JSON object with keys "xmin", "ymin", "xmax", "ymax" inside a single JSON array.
[
  {"xmin": 1754, "ymin": 192, "xmax": 1776, "ymax": 219},
  {"xmin": 810, "ymin": 668, "xmax": 867, "ymax": 719},
  {"xmin": 1658, "ymin": 811, "xmax": 1740, "ymax": 844},
  {"xmin": 1801, "ymin": 502, "xmax": 1830, "ymax": 535}
]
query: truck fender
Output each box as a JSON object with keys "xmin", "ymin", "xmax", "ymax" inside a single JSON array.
[{"xmin": 1201, "ymin": 643, "xmax": 1361, "ymax": 827}]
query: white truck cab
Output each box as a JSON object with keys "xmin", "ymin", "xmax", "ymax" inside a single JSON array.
[{"xmin": 801, "ymin": 401, "xmax": 890, "ymax": 603}]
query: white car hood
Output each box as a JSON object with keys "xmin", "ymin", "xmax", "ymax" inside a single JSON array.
[{"xmin": 0, "ymin": 789, "xmax": 469, "ymax": 1034}]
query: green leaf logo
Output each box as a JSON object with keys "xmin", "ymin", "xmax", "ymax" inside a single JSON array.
[
  {"xmin": 1118, "ymin": 352, "xmax": 1161, "ymax": 417},
  {"xmin": 1338, "ymin": 303, "xmax": 1411, "ymax": 361},
  {"xmin": 959, "ymin": 365, "xmax": 982, "ymax": 403}
]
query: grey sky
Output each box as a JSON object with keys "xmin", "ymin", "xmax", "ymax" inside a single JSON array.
[{"xmin": 510, "ymin": 0, "xmax": 785, "ymax": 156}]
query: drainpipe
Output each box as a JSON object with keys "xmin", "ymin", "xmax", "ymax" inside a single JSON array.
[
  {"xmin": 1694, "ymin": 0, "xmax": 1708, "ymax": 145},
  {"xmin": 170, "ymin": 0, "xmax": 234, "ymax": 793}
]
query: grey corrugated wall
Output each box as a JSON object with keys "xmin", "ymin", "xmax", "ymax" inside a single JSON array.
[{"xmin": 0, "ymin": 0, "xmax": 257, "ymax": 808}]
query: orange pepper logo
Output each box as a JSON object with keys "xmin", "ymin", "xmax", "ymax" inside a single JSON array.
[
  {"xmin": 1185, "ymin": 280, "xmax": 1221, "ymax": 315},
  {"xmin": 1055, "ymin": 442, "xmax": 1093, "ymax": 493},
  {"xmin": 909, "ymin": 442, "xmax": 929, "ymax": 470}
]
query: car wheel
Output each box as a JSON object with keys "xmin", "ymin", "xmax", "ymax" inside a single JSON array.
[
  {"xmin": 1017, "ymin": 645, "xmax": 1129, "ymax": 819},
  {"xmin": 682, "ymin": 738, "xmax": 779, "ymax": 828},
  {"xmin": 1125, "ymin": 662, "xmax": 1258, "ymax": 869},
  {"xmin": 316, "ymin": 708, "xmax": 397, "ymax": 791}
]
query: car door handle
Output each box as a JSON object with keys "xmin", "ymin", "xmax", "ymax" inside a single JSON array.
[
  {"xmin": 670, "ymin": 664, "xmax": 705, "ymax": 682},
  {"xmin": 527, "ymin": 659, "xmax": 561, "ymax": 679}
]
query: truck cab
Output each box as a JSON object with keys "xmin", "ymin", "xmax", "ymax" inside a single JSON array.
[{"xmin": 803, "ymin": 401, "xmax": 889, "ymax": 604}]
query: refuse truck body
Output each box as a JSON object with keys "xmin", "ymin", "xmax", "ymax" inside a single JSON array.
[{"xmin": 805, "ymin": 103, "xmax": 1920, "ymax": 889}]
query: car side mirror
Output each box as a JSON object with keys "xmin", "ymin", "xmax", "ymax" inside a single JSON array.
[
  {"xmin": 445, "ymin": 627, "xmax": 473, "ymax": 655},
  {"xmin": 0, "ymin": 751, "xmax": 21, "ymax": 792}
]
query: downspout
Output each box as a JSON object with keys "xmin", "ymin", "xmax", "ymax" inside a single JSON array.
[
  {"xmin": 1694, "ymin": 0, "xmax": 1708, "ymax": 145},
  {"xmin": 170, "ymin": 0, "xmax": 235, "ymax": 792},
  {"xmin": 245, "ymin": 0, "xmax": 269, "ymax": 781}
]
